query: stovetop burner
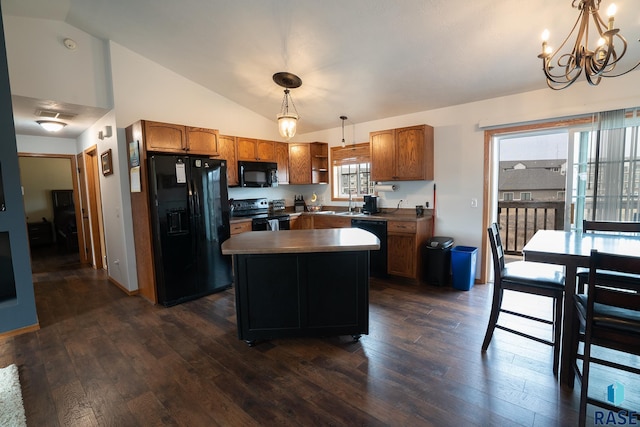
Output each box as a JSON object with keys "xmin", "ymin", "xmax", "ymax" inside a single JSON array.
[{"xmin": 230, "ymin": 198, "xmax": 289, "ymax": 220}]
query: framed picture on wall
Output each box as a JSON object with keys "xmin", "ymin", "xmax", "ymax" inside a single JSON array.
[{"xmin": 101, "ymin": 149, "xmax": 113, "ymax": 176}]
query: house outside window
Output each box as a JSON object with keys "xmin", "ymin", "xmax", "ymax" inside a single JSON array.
[
  {"xmin": 503, "ymin": 192, "xmax": 514, "ymax": 201},
  {"xmin": 520, "ymin": 192, "xmax": 532, "ymax": 201},
  {"xmin": 331, "ymin": 143, "xmax": 373, "ymax": 201},
  {"xmin": 557, "ymin": 191, "xmax": 565, "ymax": 200}
]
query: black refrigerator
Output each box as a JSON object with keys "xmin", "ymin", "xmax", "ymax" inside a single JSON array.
[{"xmin": 148, "ymin": 154, "xmax": 232, "ymax": 306}]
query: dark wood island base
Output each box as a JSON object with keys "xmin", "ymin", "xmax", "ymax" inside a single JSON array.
[{"xmin": 221, "ymin": 229, "xmax": 380, "ymax": 345}]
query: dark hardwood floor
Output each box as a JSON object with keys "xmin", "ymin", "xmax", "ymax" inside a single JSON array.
[{"xmin": 2, "ymin": 246, "xmax": 630, "ymax": 426}]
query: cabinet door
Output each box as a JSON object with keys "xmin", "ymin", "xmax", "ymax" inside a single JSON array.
[
  {"xmin": 288, "ymin": 143, "xmax": 311, "ymax": 184},
  {"xmin": 370, "ymin": 129, "xmax": 395, "ymax": 181},
  {"xmin": 236, "ymin": 137, "xmax": 257, "ymax": 161},
  {"xmin": 312, "ymin": 215, "xmax": 351, "ymax": 229},
  {"xmin": 291, "ymin": 215, "xmax": 312, "ymax": 230},
  {"xmin": 218, "ymin": 135, "xmax": 238, "ymax": 186},
  {"xmin": 274, "ymin": 141, "xmax": 289, "ymax": 184},
  {"xmin": 144, "ymin": 121, "xmax": 186, "ymax": 152},
  {"xmin": 256, "ymin": 140, "xmax": 275, "ymax": 161},
  {"xmin": 230, "ymin": 221, "xmax": 252, "ymax": 235},
  {"xmin": 186, "ymin": 127, "xmax": 219, "ymax": 155},
  {"xmin": 387, "ymin": 234, "xmax": 416, "ymax": 278},
  {"xmin": 395, "ymin": 125, "xmax": 427, "ymax": 180}
]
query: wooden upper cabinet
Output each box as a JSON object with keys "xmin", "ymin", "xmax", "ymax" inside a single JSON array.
[
  {"xmin": 143, "ymin": 121, "xmax": 219, "ymax": 155},
  {"xmin": 288, "ymin": 142, "xmax": 328, "ymax": 185},
  {"xmin": 257, "ymin": 140, "xmax": 275, "ymax": 161},
  {"xmin": 274, "ymin": 141, "xmax": 289, "ymax": 184},
  {"xmin": 144, "ymin": 121, "xmax": 186, "ymax": 153},
  {"xmin": 218, "ymin": 135, "xmax": 238, "ymax": 186},
  {"xmin": 185, "ymin": 127, "xmax": 219, "ymax": 155},
  {"xmin": 288, "ymin": 143, "xmax": 312, "ymax": 184},
  {"xmin": 370, "ymin": 129, "xmax": 395, "ymax": 181},
  {"xmin": 370, "ymin": 124, "xmax": 434, "ymax": 181},
  {"xmin": 237, "ymin": 137, "xmax": 275, "ymax": 161}
]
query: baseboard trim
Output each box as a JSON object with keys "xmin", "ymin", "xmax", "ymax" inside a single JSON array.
[{"xmin": 108, "ymin": 276, "xmax": 139, "ymax": 296}]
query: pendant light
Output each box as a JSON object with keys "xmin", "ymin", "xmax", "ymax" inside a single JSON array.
[
  {"xmin": 273, "ymin": 72, "xmax": 302, "ymax": 140},
  {"xmin": 340, "ymin": 115, "xmax": 348, "ymax": 147}
]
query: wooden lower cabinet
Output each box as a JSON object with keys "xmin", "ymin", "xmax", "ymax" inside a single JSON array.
[
  {"xmin": 230, "ymin": 221, "xmax": 252, "ymax": 235},
  {"xmin": 311, "ymin": 215, "xmax": 351, "ymax": 229},
  {"xmin": 290, "ymin": 214, "xmax": 312, "ymax": 230},
  {"xmin": 387, "ymin": 220, "xmax": 430, "ymax": 280}
]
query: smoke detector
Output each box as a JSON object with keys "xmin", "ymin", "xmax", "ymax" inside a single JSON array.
[{"xmin": 63, "ymin": 38, "xmax": 77, "ymax": 50}]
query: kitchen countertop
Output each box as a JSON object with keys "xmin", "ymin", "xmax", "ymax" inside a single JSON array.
[
  {"xmin": 230, "ymin": 209, "xmax": 433, "ymax": 223},
  {"xmin": 221, "ymin": 228, "xmax": 380, "ymax": 255}
]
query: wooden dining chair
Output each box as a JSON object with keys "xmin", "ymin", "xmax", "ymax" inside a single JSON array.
[
  {"xmin": 576, "ymin": 220, "xmax": 640, "ymax": 294},
  {"xmin": 570, "ymin": 250, "xmax": 640, "ymax": 427},
  {"xmin": 483, "ymin": 223, "xmax": 565, "ymax": 374}
]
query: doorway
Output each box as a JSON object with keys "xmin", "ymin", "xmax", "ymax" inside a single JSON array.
[
  {"xmin": 18, "ymin": 154, "xmax": 82, "ymax": 260},
  {"xmin": 18, "ymin": 150, "xmax": 105, "ymax": 271}
]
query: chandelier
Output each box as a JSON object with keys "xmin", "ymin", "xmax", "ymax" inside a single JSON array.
[
  {"xmin": 538, "ymin": 0, "xmax": 640, "ymax": 90},
  {"xmin": 273, "ymin": 72, "xmax": 302, "ymax": 140}
]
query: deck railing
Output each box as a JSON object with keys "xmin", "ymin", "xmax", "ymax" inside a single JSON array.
[{"xmin": 498, "ymin": 201, "xmax": 565, "ymax": 255}]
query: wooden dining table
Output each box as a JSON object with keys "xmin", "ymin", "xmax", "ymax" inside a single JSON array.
[{"xmin": 522, "ymin": 229, "xmax": 640, "ymax": 387}]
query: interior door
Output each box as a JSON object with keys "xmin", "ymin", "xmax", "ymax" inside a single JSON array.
[{"xmin": 76, "ymin": 153, "xmax": 91, "ymax": 264}]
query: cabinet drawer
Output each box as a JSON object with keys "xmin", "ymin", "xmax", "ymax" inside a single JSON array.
[
  {"xmin": 387, "ymin": 221, "xmax": 417, "ymax": 234},
  {"xmin": 231, "ymin": 221, "xmax": 252, "ymax": 235}
]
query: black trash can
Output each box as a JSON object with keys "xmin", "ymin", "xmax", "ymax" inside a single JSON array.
[{"xmin": 423, "ymin": 236, "xmax": 454, "ymax": 286}]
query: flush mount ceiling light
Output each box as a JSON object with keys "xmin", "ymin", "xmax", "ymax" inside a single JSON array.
[
  {"xmin": 340, "ymin": 115, "xmax": 348, "ymax": 147},
  {"xmin": 36, "ymin": 120, "xmax": 67, "ymax": 132},
  {"xmin": 273, "ymin": 72, "xmax": 302, "ymax": 141},
  {"xmin": 538, "ymin": 0, "xmax": 640, "ymax": 90}
]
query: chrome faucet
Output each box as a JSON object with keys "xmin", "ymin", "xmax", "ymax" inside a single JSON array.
[{"xmin": 348, "ymin": 191, "xmax": 353, "ymax": 212}]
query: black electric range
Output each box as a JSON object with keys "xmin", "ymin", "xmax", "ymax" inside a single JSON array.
[{"xmin": 230, "ymin": 198, "xmax": 290, "ymax": 231}]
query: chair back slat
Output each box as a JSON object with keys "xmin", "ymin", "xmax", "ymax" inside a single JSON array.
[
  {"xmin": 583, "ymin": 220, "xmax": 640, "ymax": 233},
  {"xmin": 588, "ymin": 250, "xmax": 640, "ymax": 311},
  {"xmin": 487, "ymin": 223, "xmax": 505, "ymax": 277}
]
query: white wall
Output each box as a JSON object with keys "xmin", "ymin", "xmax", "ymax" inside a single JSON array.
[
  {"xmin": 4, "ymin": 16, "xmax": 111, "ymax": 109},
  {"xmin": 76, "ymin": 109, "xmax": 138, "ymax": 291},
  {"xmin": 16, "ymin": 134, "xmax": 77, "ymax": 155},
  {"xmin": 109, "ymin": 41, "xmax": 280, "ymax": 139}
]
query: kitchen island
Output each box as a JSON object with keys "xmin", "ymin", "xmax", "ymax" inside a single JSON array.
[{"xmin": 221, "ymin": 228, "xmax": 379, "ymax": 345}]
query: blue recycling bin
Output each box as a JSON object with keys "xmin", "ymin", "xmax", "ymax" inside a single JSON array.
[{"xmin": 451, "ymin": 246, "xmax": 478, "ymax": 291}]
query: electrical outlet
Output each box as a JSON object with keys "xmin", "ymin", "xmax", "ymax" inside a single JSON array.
[{"xmin": 471, "ymin": 198, "xmax": 478, "ymax": 208}]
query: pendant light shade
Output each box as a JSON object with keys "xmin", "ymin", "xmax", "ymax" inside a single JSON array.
[
  {"xmin": 273, "ymin": 72, "xmax": 302, "ymax": 141},
  {"xmin": 277, "ymin": 89, "xmax": 298, "ymax": 140}
]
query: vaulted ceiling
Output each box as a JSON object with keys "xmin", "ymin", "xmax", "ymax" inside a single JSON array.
[{"xmin": 3, "ymin": 0, "xmax": 640, "ymax": 138}]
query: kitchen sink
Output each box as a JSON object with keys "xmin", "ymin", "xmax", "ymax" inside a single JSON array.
[
  {"xmin": 335, "ymin": 211, "xmax": 366, "ymax": 216},
  {"xmin": 313, "ymin": 210, "xmax": 335, "ymax": 215}
]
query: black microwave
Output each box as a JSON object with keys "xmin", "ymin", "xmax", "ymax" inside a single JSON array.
[{"xmin": 238, "ymin": 161, "xmax": 278, "ymax": 187}]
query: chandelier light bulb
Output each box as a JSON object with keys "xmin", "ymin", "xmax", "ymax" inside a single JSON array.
[
  {"xmin": 607, "ymin": 3, "xmax": 616, "ymax": 17},
  {"xmin": 541, "ymin": 29, "xmax": 550, "ymax": 42}
]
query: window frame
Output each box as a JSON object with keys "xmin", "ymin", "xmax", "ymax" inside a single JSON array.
[{"xmin": 330, "ymin": 143, "xmax": 373, "ymax": 202}]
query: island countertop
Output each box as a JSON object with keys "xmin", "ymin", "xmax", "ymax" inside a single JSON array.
[{"xmin": 221, "ymin": 228, "xmax": 380, "ymax": 255}]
